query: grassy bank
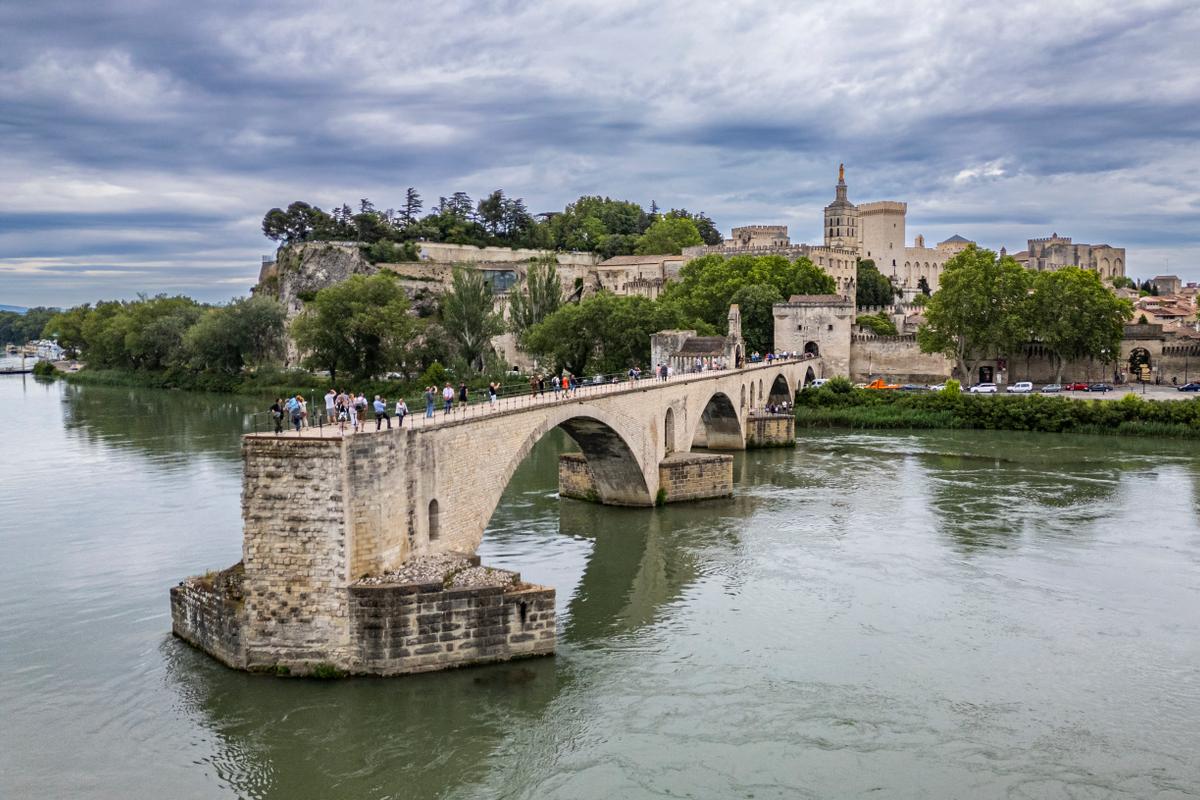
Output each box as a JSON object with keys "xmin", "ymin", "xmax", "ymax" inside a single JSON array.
[{"xmin": 795, "ymin": 380, "xmax": 1200, "ymax": 439}]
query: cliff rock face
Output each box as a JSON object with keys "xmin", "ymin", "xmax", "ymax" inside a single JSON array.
[{"xmin": 269, "ymin": 242, "xmax": 379, "ymax": 315}]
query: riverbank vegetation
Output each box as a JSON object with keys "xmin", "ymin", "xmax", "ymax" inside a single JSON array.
[
  {"xmin": 795, "ymin": 378, "xmax": 1200, "ymax": 439},
  {"xmin": 0, "ymin": 307, "xmax": 56, "ymax": 345}
]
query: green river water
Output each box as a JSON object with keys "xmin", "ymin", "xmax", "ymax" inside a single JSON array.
[{"xmin": 1, "ymin": 373, "xmax": 1198, "ymax": 799}]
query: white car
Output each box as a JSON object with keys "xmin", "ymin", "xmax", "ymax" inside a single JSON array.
[
  {"xmin": 809, "ymin": 378, "xmax": 829, "ymax": 388},
  {"xmin": 969, "ymin": 383, "xmax": 998, "ymax": 394},
  {"xmin": 1006, "ymin": 381, "xmax": 1033, "ymax": 393}
]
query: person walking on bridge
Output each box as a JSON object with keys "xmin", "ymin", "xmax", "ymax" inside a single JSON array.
[
  {"xmin": 286, "ymin": 395, "xmax": 303, "ymax": 433},
  {"xmin": 424, "ymin": 386, "xmax": 435, "ymax": 418},
  {"xmin": 373, "ymin": 395, "xmax": 391, "ymax": 430},
  {"xmin": 269, "ymin": 398, "xmax": 284, "ymax": 435},
  {"xmin": 488, "ymin": 382, "xmax": 498, "ymax": 407},
  {"xmin": 395, "ymin": 396, "xmax": 408, "ymax": 426},
  {"xmin": 324, "ymin": 389, "xmax": 336, "ymax": 425},
  {"xmin": 442, "ymin": 383, "xmax": 454, "ymax": 413}
]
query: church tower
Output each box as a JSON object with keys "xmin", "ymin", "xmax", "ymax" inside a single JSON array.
[{"xmin": 823, "ymin": 163, "xmax": 860, "ymax": 251}]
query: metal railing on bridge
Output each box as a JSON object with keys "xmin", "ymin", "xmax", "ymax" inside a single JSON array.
[{"xmin": 246, "ymin": 353, "xmax": 815, "ymax": 438}]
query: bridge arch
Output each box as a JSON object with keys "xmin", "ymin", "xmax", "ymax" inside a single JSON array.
[
  {"xmin": 689, "ymin": 390, "xmax": 744, "ymax": 450},
  {"xmin": 664, "ymin": 407, "xmax": 676, "ymax": 453},
  {"xmin": 432, "ymin": 404, "xmax": 659, "ymax": 556},
  {"xmin": 766, "ymin": 373, "xmax": 792, "ymax": 406}
]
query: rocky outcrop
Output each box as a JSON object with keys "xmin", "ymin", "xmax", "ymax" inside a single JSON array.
[{"xmin": 270, "ymin": 242, "xmax": 379, "ymax": 316}]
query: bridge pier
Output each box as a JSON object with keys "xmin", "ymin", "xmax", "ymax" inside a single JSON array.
[
  {"xmin": 170, "ymin": 358, "xmax": 818, "ymax": 676},
  {"xmin": 559, "ymin": 451, "xmax": 733, "ymax": 505}
]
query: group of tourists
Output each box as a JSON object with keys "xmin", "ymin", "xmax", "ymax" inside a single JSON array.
[
  {"xmin": 268, "ymin": 390, "xmax": 412, "ymax": 435},
  {"xmin": 527, "ymin": 372, "xmax": 582, "ymax": 397}
]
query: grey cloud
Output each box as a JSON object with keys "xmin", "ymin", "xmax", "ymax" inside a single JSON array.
[{"xmin": 2, "ymin": 0, "xmax": 1199, "ymax": 306}]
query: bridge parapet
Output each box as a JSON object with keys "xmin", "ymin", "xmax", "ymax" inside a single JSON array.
[{"xmin": 174, "ymin": 356, "xmax": 822, "ymax": 675}]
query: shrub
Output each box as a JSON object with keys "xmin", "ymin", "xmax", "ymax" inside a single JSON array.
[
  {"xmin": 418, "ymin": 361, "xmax": 449, "ymax": 388},
  {"xmin": 32, "ymin": 360, "xmax": 58, "ymax": 377},
  {"xmin": 942, "ymin": 379, "xmax": 960, "ymax": 395}
]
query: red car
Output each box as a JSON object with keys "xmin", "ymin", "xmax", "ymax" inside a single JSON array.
[{"xmin": 1065, "ymin": 382, "xmax": 1090, "ymax": 391}]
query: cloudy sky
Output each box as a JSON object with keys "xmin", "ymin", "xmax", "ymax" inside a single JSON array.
[{"xmin": 2, "ymin": 0, "xmax": 1198, "ymax": 306}]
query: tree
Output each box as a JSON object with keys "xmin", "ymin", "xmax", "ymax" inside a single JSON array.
[
  {"xmin": 856, "ymin": 259, "xmax": 895, "ymax": 307},
  {"xmin": 917, "ymin": 245, "xmax": 1032, "ymax": 381},
  {"xmin": 728, "ymin": 284, "xmax": 783, "ymax": 353},
  {"xmin": 41, "ymin": 305, "xmax": 91, "ymax": 354},
  {"xmin": 856, "ymin": 313, "xmax": 899, "ymax": 336},
  {"xmin": 635, "ymin": 216, "xmax": 703, "ymax": 255},
  {"xmin": 1027, "ymin": 266, "xmax": 1132, "ymax": 383},
  {"xmin": 291, "ymin": 273, "xmax": 415, "ymax": 381},
  {"xmin": 507, "ymin": 258, "xmax": 563, "ymax": 340},
  {"xmin": 441, "ymin": 267, "xmax": 505, "ymax": 371},
  {"xmin": 401, "ymin": 188, "xmax": 423, "ymax": 226},
  {"xmin": 1110, "ymin": 275, "xmax": 1135, "ymax": 290},
  {"xmin": 523, "ymin": 292, "xmax": 708, "ymax": 376},
  {"xmin": 262, "ymin": 201, "xmax": 333, "ymax": 244},
  {"xmin": 917, "ymin": 276, "xmax": 931, "ymax": 296},
  {"xmin": 661, "ymin": 253, "xmax": 835, "ymax": 334},
  {"xmin": 666, "ymin": 209, "xmax": 722, "ymax": 245}
]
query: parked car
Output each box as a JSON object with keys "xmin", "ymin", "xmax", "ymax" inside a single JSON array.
[
  {"xmin": 1087, "ymin": 383, "xmax": 1114, "ymax": 392},
  {"xmin": 1177, "ymin": 382, "xmax": 1200, "ymax": 392},
  {"xmin": 1007, "ymin": 381, "xmax": 1034, "ymax": 393},
  {"xmin": 969, "ymin": 383, "xmax": 998, "ymax": 394},
  {"xmin": 1065, "ymin": 382, "xmax": 1090, "ymax": 391},
  {"xmin": 809, "ymin": 378, "xmax": 829, "ymax": 388},
  {"xmin": 899, "ymin": 384, "xmax": 928, "ymax": 391},
  {"xmin": 1039, "ymin": 384, "xmax": 1063, "ymax": 393},
  {"xmin": 865, "ymin": 379, "xmax": 900, "ymax": 390}
]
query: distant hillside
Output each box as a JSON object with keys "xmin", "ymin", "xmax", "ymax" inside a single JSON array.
[{"xmin": 0, "ymin": 304, "xmax": 28, "ymax": 314}]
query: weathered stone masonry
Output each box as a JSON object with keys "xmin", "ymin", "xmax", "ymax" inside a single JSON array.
[{"xmin": 172, "ymin": 360, "xmax": 816, "ymax": 675}]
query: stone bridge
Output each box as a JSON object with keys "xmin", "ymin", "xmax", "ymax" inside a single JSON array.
[{"xmin": 172, "ymin": 357, "xmax": 819, "ymax": 675}]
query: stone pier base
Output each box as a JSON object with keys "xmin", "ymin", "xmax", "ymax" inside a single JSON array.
[
  {"xmin": 745, "ymin": 413, "xmax": 796, "ymax": 447},
  {"xmin": 559, "ymin": 451, "xmax": 733, "ymax": 504},
  {"xmin": 171, "ymin": 558, "xmax": 555, "ymax": 676}
]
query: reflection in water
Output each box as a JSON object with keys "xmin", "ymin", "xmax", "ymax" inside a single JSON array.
[
  {"xmin": 4, "ymin": 379, "xmax": 1200, "ymax": 799},
  {"xmin": 164, "ymin": 641, "xmax": 562, "ymax": 800},
  {"xmin": 60, "ymin": 382, "xmax": 259, "ymax": 462}
]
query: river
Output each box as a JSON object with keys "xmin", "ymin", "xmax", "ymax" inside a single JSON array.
[{"xmin": 1, "ymin": 373, "xmax": 1198, "ymax": 799}]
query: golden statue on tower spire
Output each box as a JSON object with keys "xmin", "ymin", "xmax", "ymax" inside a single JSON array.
[{"xmin": 838, "ymin": 163, "xmax": 845, "ymax": 182}]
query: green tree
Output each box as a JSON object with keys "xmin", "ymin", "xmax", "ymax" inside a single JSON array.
[
  {"xmin": 916, "ymin": 245, "xmax": 1032, "ymax": 381},
  {"xmin": 856, "ymin": 313, "xmax": 899, "ymax": 336},
  {"xmin": 41, "ymin": 305, "xmax": 91, "ymax": 355},
  {"xmin": 524, "ymin": 292, "xmax": 707, "ymax": 376},
  {"xmin": 291, "ymin": 273, "xmax": 415, "ymax": 381},
  {"xmin": 662, "ymin": 254, "xmax": 835, "ymax": 334},
  {"xmin": 441, "ymin": 268, "xmax": 505, "ymax": 371},
  {"xmin": 507, "ymin": 258, "xmax": 563, "ymax": 340},
  {"xmin": 917, "ymin": 276, "xmax": 932, "ymax": 296},
  {"xmin": 728, "ymin": 283, "xmax": 783, "ymax": 353},
  {"xmin": 186, "ymin": 295, "xmax": 287, "ymax": 374},
  {"xmin": 0, "ymin": 307, "xmax": 55, "ymax": 346},
  {"xmin": 856, "ymin": 259, "xmax": 895, "ymax": 307},
  {"xmin": 1027, "ymin": 266, "xmax": 1132, "ymax": 383},
  {"xmin": 635, "ymin": 216, "xmax": 703, "ymax": 255}
]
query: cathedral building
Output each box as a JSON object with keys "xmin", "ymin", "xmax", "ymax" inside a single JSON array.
[{"xmin": 684, "ymin": 165, "xmax": 975, "ymax": 301}]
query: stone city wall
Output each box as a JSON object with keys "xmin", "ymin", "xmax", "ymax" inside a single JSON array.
[{"xmin": 850, "ymin": 334, "xmax": 952, "ymax": 383}]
